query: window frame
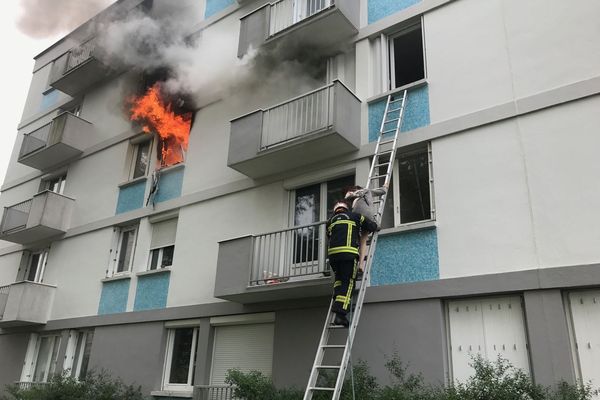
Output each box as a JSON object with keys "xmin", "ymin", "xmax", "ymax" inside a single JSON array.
[
  {"xmin": 21, "ymin": 333, "xmax": 62, "ymax": 383},
  {"xmin": 130, "ymin": 139, "xmax": 152, "ymax": 180},
  {"xmin": 24, "ymin": 250, "xmax": 49, "ymax": 283},
  {"xmin": 383, "ymin": 19, "xmax": 427, "ymax": 91},
  {"xmin": 385, "ymin": 143, "xmax": 435, "ymax": 227},
  {"xmin": 162, "ymin": 326, "xmax": 199, "ymax": 392},
  {"xmin": 109, "ymin": 225, "xmax": 139, "ymax": 276},
  {"xmin": 148, "ymin": 245, "xmax": 175, "ymax": 270}
]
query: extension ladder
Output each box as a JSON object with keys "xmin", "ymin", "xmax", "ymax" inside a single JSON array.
[{"xmin": 303, "ymin": 90, "xmax": 408, "ymax": 400}]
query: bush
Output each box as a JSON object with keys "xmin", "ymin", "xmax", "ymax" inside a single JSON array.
[
  {"xmin": 224, "ymin": 354, "xmax": 594, "ymax": 400},
  {"xmin": 1, "ymin": 371, "xmax": 146, "ymax": 400}
]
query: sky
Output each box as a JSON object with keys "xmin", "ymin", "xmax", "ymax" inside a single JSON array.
[{"xmin": 0, "ymin": 0, "xmax": 114, "ymax": 187}]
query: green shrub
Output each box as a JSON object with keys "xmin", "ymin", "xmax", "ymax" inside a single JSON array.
[
  {"xmin": 1, "ymin": 371, "xmax": 146, "ymax": 400},
  {"xmin": 224, "ymin": 354, "xmax": 594, "ymax": 400}
]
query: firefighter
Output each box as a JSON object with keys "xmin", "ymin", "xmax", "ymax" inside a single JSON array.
[{"xmin": 326, "ymin": 201, "xmax": 377, "ymax": 327}]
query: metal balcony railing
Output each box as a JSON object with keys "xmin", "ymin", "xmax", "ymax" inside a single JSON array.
[
  {"xmin": 16, "ymin": 382, "xmax": 49, "ymax": 390},
  {"xmin": 19, "ymin": 113, "xmax": 70, "ymax": 159},
  {"xmin": 0, "ymin": 284, "xmax": 9, "ymax": 319},
  {"xmin": 261, "ymin": 83, "xmax": 334, "ymax": 150},
  {"xmin": 66, "ymin": 39, "xmax": 96, "ymax": 73},
  {"xmin": 193, "ymin": 385, "xmax": 236, "ymax": 400},
  {"xmin": 0, "ymin": 199, "xmax": 33, "ymax": 235},
  {"xmin": 269, "ymin": 0, "xmax": 332, "ymax": 36},
  {"xmin": 250, "ymin": 221, "xmax": 328, "ymax": 286}
]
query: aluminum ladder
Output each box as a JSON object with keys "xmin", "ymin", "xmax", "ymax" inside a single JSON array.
[{"xmin": 303, "ymin": 90, "xmax": 408, "ymax": 400}]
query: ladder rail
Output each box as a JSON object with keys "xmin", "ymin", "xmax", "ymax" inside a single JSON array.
[{"xmin": 303, "ymin": 89, "xmax": 408, "ymax": 400}]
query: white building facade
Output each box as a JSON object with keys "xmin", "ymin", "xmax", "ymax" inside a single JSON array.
[{"xmin": 1, "ymin": 0, "xmax": 600, "ymax": 397}]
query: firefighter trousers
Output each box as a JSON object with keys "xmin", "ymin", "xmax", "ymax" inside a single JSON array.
[{"xmin": 329, "ymin": 255, "xmax": 358, "ymax": 315}]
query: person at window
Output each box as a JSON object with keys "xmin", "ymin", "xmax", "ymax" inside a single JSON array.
[
  {"xmin": 344, "ymin": 184, "xmax": 388, "ymax": 273},
  {"xmin": 326, "ymin": 201, "xmax": 377, "ymax": 327}
]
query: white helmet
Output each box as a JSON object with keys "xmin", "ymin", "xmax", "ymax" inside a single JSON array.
[{"xmin": 333, "ymin": 201, "xmax": 349, "ymax": 213}]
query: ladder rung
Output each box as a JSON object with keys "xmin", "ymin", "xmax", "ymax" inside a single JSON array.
[
  {"xmin": 322, "ymin": 345, "xmax": 346, "ymax": 349},
  {"xmin": 374, "ymin": 162, "xmax": 389, "ymax": 168},
  {"xmin": 384, "ymin": 117, "xmax": 400, "ymax": 123},
  {"xmin": 370, "ymin": 175, "xmax": 386, "ymax": 180},
  {"xmin": 379, "ymin": 139, "xmax": 395, "ymax": 146},
  {"xmin": 377, "ymin": 149, "xmax": 394, "ymax": 155},
  {"xmin": 310, "ymin": 387, "xmax": 335, "ymax": 392},
  {"xmin": 389, "ymin": 98, "xmax": 403, "ymax": 103},
  {"xmin": 328, "ymin": 324, "xmax": 347, "ymax": 329},
  {"xmin": 380, "ymin": 128, "xmax": 396, "ymax": 134},
  {"xmin": 316, "ymin": 365, "xmax": 341, "ymax": 369}
]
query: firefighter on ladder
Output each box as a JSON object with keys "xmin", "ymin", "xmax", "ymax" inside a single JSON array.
[{"xmin": 326, "ymin": 201, "xmax": 377, "ymax": 327}]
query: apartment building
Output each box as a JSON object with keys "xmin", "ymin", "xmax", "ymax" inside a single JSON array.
[{"xmin": 1, "ymin": 0, "xmax": 599, "ymax": 398}]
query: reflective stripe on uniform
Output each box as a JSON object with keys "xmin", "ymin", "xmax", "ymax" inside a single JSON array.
[{"xmin": 328, "ymin": 246, "xmax": 359, "ymax": 255}]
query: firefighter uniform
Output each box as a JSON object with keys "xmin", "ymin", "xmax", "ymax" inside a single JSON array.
[{"xmin": 327, "ymin": 209, "xmax": 377, "ymax": 318}]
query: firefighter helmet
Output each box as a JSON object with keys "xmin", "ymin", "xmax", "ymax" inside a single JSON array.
[{"xmin": 333, "ymin": 201, "xmax": 349, "ymax": 213}]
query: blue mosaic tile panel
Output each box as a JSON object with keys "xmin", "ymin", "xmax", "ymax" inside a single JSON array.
[
  {"xmin": 40, "ymin": 89, "xmax": 60, "ymax": 112},
  {"xmin": 98, "ymin": 279, "xmax": 130, "ymax": 315},
  {"xmin": 368, "ymin": 85, "xmax": 430, "ymax": 142},
  {"xmin": 205, "ymin": 0, "xmax": 235, "ymax": 18},
  {"xmin": 368, "ymin": 0, "xmax": 421, "ymax": 24},
  {"xmin": 115, "ymin": 179, "xmax": 146, "ymax": 214},
  {"xmin": 371, "ymin": 227, "xmax": 439, "ymax": 286},
  {"xmin": 155, "ymin": 168, "xmax": 184, "ymax": 203},
  {"xmin": 133, "ymin": 271, "xmax": 170, "ymax": 311}
]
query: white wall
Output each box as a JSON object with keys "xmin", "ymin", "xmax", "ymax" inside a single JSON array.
[
  {"xmin": 0, "ymin": 252, "xmax": 23, "ymax": 286},
  {"xmin": 44, "ymin": 228, "xmax": 113, "ymax": 320},
  {"xmin": 425, "ymin": 0, "xmax": 600, "ymax": 123},
  {"xmin": 168, "ymin": 181, "xmax": 288, "ymax": 306},
  {"xmin": 435, "ymin": 95, "xmax": 600, "ymax": 278}
]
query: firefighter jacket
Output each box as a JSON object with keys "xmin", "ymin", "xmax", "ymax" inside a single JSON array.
[{"xmin": 326, "ymin": 211, "xmax": 377, "ymax": 257}]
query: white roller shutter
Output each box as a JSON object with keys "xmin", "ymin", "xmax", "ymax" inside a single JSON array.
[
  {"xmin": 448, "ymin": 296, "xmax": 530, "ymax": 382},
  {"xmin": 151, "ymin": 219, "xmax": 178, "ymax": 249},
  {"xmin": 210, "ymin": 323, "xmax": 274, "ymax": 385},
  {"xmin": 568, "ymin": 290, "xmax": 600, "ymax": 395}
]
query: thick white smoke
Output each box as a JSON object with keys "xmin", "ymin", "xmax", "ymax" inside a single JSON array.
[{"xmin": 17, "ymin": 0, "xmax": 115, "ymax": 38}]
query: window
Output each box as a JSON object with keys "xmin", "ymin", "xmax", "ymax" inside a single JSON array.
[
  {"xmin": 63, "ymin": 330, "xmax": 94, "ymax": 381},
  {"xmin": 24, "ymin": 250, "xmax": 48, "ymax": 283},
  {"xmin": 21, "ymin": 334, "xmax": 62, "ymax": 383},
  {"xmin": 291, "ymin": 175, "xmax": 354, "ymax": 264},
  {"xmin": 131, "ymin": 140, "xmax": 151, "ymax": 179},
  {"xmin": 388, "ymin": 22, "xmax": 425, "ymax": 89},
  {"xmin": 380, "ymin": 144, "xmax": 434, "ymax": 228},
  {"xmin": 148, "ymin": 219, "xmax": 177, "ymax": 270},
  {"xmin": 46, "ymin": 174, "xmax": 67, "ymax": 194},
  {"xmin": 447, "ymin": 296, "xmax": 530, "ymax": 383},
  {"xmin": 163, "ymin": 327, "xmax": 198, "ymax": 391},
  {"xmin": 109, "ymin": 225, "xmax": 138, "ymax": 275}
]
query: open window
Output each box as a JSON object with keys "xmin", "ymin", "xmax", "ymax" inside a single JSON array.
[
  {"xmin": 63, "ymin": 329, "xmax": 94, "ymax": 380},
  {"xmin": 21, "ymin": 333, "xmax": 62, "ymax": 384},
  {"xmin": 162, "ymin": 326, "xmax": 199, "ymax": 392},
  {"xmin": 40, "ymin": 172, "xmax": 67, "ymax": 194},
  {"xmin": 389, "ymin": 22, "xmax": 425, "ymax": 89},
  {"xmin": 130, "ymin": 139, "xmax": 151, "ymax": 180},
  {"xmin": 380, "ymin": 143, "xmax": 434, "ymax": 229},
  {"xmin": 108, "ymin": 225, "xmax": 138, "ymax": 276},
  {"xmin": 22, "ymin": 250, "xmax": 49, "ymax": 283}
]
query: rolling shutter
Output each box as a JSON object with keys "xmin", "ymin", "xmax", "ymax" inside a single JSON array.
[
  {"xmin": 210, "ymin": 323, "xmax": 274, "ymax": 385},
  {"xmin": 151, "ymin": 219, "xmax": 177, "ymax": 249},
  {"xmin": 568, "ymin": 290, "xmax": 600, "ymax": 390}
]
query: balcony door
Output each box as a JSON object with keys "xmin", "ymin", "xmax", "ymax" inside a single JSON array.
[
  {"xmin": 294, "ymin": 0, "xmax": 331, "ymax": 23},
  {"xmin": 21, "ymin": 333, "xmax": 62, "ymax": 384},
  {"xmin": 291, "ymin": 175, "xmax": 354, "ymax": 274}
]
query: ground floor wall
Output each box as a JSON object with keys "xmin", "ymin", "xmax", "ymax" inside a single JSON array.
[{"xmin": 1, "ymin": 266, "xmax": 597, "ymax": 397}]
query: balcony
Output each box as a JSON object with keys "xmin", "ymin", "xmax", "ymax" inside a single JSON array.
[
  {"xmin": 193, "ymin": 385, "xmax": 235, "ymax": 400},
  {"xmin": 238, "ymin": 0, "xmax": 359, "ymax": 57},
  {"xmin": 0, "ymin": 281, "xmax": 56, "ymax": 328},
  {"xmin": 228, "ymin": 80, "xmax": 360, "ymax": 178},
  {"xmin": 49, "ymin": 38, "xmax": 113, "ymax": 96},
  {"xmin": 18, "ymin": 112, "xmax": 93, "ymax": 171},
  {"xmin": 215, "ymin": 221, "xmax": 332, "ymax": 303},
  {"xmin": 0, "ymin": 191, "xmax": 75, "ymax": 244}
]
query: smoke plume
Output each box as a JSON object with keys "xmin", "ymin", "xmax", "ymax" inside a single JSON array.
[{"xmin": 17, "ymin": 0, "xmax": 115, "ymax": 38}]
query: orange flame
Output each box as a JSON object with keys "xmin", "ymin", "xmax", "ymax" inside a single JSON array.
[{"xmin": 129, "ymin": 83, "xmax": 192, "ymax": 167}]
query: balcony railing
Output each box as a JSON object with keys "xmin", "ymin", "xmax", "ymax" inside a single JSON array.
[
  {"xmin": 0, "ymin": 284, "xmax": 9, "ymax": 319},
  {"xmin": 0, "ymin": 199, "xmax": 33, "ymax": 234},
  {"xmin": 66, "ymin": 39, "xmax": 96, "ymax": 72},
  {"xmin": 193, "ymin": 385, "xmax": 236, "ymax": 400},
  {"xmin": 0, "ymin": 191, "xmax": 75, "ymax": 244},
  {"xmin": 250, "ymin": 221, "xmax": 328, "ymax": 286},
  {"xmin": 0, "ymin": 281, "xmax": 57, "ymax": 327},
  {"xmin": 261, "ymin": 84, "xmax": 334, "ymax": 150},
  {"xmin": 269, "ymin": 0, "xmax": 332, "ymax": 36},
  {"xmin": 18, "ymin": 112, "xmax": 92, "ymax": 171}
]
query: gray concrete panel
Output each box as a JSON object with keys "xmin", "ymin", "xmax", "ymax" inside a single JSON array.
[
  {"xmin": 0, "ymin": 333, "xmax": 29, "ymax": 391},
  {"xmin": 89, "ymin": 321, "xmax": 167, "ymax": 394},
  {"xmin": 523, "ymin": 290, "xmax": 576, "ymax": 386},
  {"xmin": 272, "ymin": 306, "xmax": 328, "ymax": 389},
  {"xmin": 353, "ymin": 299, "xmax": 447, "ymax": 386}
]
